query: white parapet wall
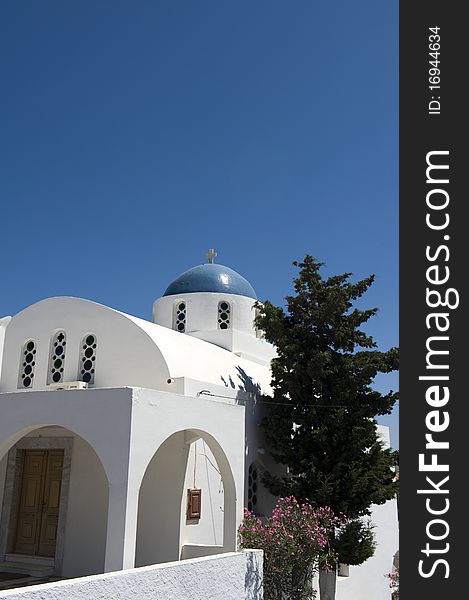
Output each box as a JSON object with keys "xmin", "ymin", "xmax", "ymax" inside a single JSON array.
[{"xmin": 0, "ymin": 551, "xmax": 263, "ymax": 600}]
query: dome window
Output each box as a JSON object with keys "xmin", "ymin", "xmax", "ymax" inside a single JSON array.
[
  {"xmin": 79, "ymin": 334, "xmax": 97, "ymax": 384},
  {"xmin": 174, "ymin": 301, "xmax": 186, "ymax": 333},
  {"xmin": 218, "ymin": 301, "xmax": 231, "ymax": 330},
  {"xmin": 47, "ymin": 330, "xmax": 67, "ymax": 385},
  {"xmin": 18, "ymin": 339, "xmax": 37, "ymax": 389}
]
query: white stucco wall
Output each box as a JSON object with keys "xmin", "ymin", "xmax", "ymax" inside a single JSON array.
[
  {"xmin": 0, "ymin": 388, "xmax": 133, "ymax": 485},
  {"xmin": 336, "ymin": 499, "xmax": 398, "ymax": 600},
  {"xmin": 190, "ymin": 329, "xmax": 276, "ymax": 366},
  {"xmin": 0, "ymin": 297, "xmax": 272, "ymax": 397},
  {"xmin": 180, "ymin": 438, "xmax": 224, "ymax": 549},
  {"xmin": 153, "ymin": 292, "xmax": 257, "ymax": 336},
  {"xmin": 61, "ymin": 432, "xmax": 108, "ymax": 577},
  {"xmin": 0, "ymin": 551, "xmax": 264, "ymax": 600},
  {"xmin": 0, "ymin": 299, "xmax": 171, "ymax": 393},
  {"xmin": 128, "ymin": 313, "xmax": 273, "ymax": 394},
  {"xmin": 135, "ymin": 431, "xmax": 190, "ymax": 566},
  {"xmin": 0, "ymin": 388, "xmax": 133, "ymax": 575},
  {"xmin": 130, "ymin": 387, "xmax": 246, "ymax": 565},
  {"xmin": 153, "ymin": 293, "xmax": 276, "ymax": 364},
  {"xmin": 0, "ymin": 386, "xmax": 246, "ymax": 576},
  {"xmin": 0, "ymin": 318, "xmax": 11, "ymax": 385},
  {"xmin": 136, "ymin": 436, "xmax": 226, "ymax": 567}
]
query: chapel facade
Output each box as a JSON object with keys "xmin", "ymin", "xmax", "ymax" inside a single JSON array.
[
  {"xmin": 0, "ymin": 254, "xmax": 277, "ymax": 579},
  {"xmin": 0, "ymin": 254, "xmax": 398, "ymax": 599}
]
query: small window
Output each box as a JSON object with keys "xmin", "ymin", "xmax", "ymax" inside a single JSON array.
[
  {"xmin": 218, "ymin": 301, "xmax": 231, "ymax": 330},
  {"xmin": 18, "ymin": 339, "xmax": 37, "ymax": 389},
  {"xmin": 79, "ymin": 334, "xmax": 97, "ymax": 384},
  {"xmin": 174, "ymin": 301, "xmax": 186, "ymax": 333},
  {"xmin": 187, "ymin": 488, "xmax": 202, "ymax": 520},
  {"xmin": 47, "ymin": 330, "xmax": 67, "ymax": 385},
  {"xmin": 247, "ymin": 462, "xmax": 259, "ymax": 514}
]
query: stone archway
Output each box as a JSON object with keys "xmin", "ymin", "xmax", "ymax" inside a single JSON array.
[
  {"xmin": 135, "ymin": 428, "xmax": 236, "ymax": 568},
  {"xmin": 0, "ymin": 425, "xmax": 109, "ymax": 578}
]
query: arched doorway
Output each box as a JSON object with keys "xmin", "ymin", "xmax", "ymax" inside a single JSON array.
[
  {"xmin": 0, "ymin": 425, "xmax": 109, "ymax": 578},
  {"xmin": 135, "ymin": 429, "xmax": 236, "ymax": 567}
]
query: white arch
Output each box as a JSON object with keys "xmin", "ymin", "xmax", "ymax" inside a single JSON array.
[
  {"xmin": 135, "ymin": 427, "xmax": 237, "ymax": 567},
  {"xmin": 0, "ymin": 424, "xmax": 109, "ymax": 577}
]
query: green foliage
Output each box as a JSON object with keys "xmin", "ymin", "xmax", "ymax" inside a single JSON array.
[
  {"xmin": 333, "ymin": 519, "xmax": 376, "ymax": 566},
  {"xmin": 255, "ymin": 256, "xmax": 399, "ymax": 564}
]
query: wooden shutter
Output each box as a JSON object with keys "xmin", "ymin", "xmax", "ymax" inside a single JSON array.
[{"xmin": 187, "ymin": 488, "xmax": 202, "ymax": 519}]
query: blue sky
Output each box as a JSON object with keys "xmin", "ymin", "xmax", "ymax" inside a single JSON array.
[{"xmin": 0, "ymin": 1, "xmax": 398, "ymax": 446}]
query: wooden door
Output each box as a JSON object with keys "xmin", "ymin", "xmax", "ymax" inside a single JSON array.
[{"xmin": 14, "ymin": 449, "xmax": 64, "ymax": 557}]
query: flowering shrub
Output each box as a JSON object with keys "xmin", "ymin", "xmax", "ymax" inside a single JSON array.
[
  {"xmin": 239, "ymin": 497, "xmax": 348, "ymax": 600},
  {"xmin": 386, "ymin": 564, "xmax": 399, "ymax": 599}
]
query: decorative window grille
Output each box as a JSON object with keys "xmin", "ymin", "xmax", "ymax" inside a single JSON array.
[
  {"xmin": 174, "ymin": 301, "xmax": 186, "ymax": 333},
  {"xmin": 47, "ymin": 331, "xmax": 67, "ymax": 384},
  {"xmin": 18, "ymin": 340, "xmax": 37, "ymax": 389},
  {"xmin": 247, "ymin": 462, "xmax": 258, "ymax": 513},
  {"xmin": 79, "ymin": 334, "xmax": 97, "ymax": 384},
  {"xmin": 218, "ymin": 301, "xmax": 231, "ymax": 330}
]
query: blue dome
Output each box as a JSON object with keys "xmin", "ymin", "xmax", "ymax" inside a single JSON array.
[{"xmin": 163, "ymin": 264, "xmax": 257, "ymax": 299}]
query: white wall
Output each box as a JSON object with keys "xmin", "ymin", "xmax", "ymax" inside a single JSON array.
[
  {"xmin": 0, "ymin": 551, "xmax": 264, "ymax": 600},
  {"xmin": 191, "ymin": 330, "xmax": 276, "ymax": 366},
  {"xmin": 0, "ymin": 318, "xmax": 11, "ymax": 383},
  {"xmin": 136, "ymin": 436, "xmax": 227, "ymax": 567},
  {"xmin": 0, "ymin": 298, "xmax": 172, "ymax": 393},
  {"xmin": 61, "ymin": 433, "xmax": 109, "ymax": 577},
  {"xmin": 180, "ymin": 438, "xmax": 225, "ymax": 549},
  {"xmin": 0, "ymin": 297, "xmax": 273, "ymax": 398},
  {"xmin": 130, "ymin": 387, "xmax": 246, "ymax": 558},
  {"xmin": 336, "ymin": 499, "xmax": 399, "ymax": 600},
  {"xmin": 135, "ymin": 432, "xmax": 189, "ymax": 567},
  {"xmin": 153, "ymin": 292, "xmax": 276, "ymax": 365},
  {"xmin": 0, "ymin": 385, "xmax": 246, "ymax": 576},
  {"xmin": 153, "ymin": 292, "xmax": 257, "ymax": 337},
  {"xmin": 0, "ymin": 388, "xmax": 134, "ymax": 575}
]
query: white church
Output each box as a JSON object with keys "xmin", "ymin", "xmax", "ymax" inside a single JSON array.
[{"xmin": 0, "ymin": 253, "xmax": 398, "ymax": 598}]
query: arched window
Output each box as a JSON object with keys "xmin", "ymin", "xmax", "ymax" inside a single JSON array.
[
  {"xmin": 247, "ymin": 462, "xmax": 259, "ymax": 514},
  {"xmin": 79, "ymin": 334, "xmax": 97, "ymax": 384},
  {"xmin": 218, "ymin": 301, "xmax": 231, "ymax": 330},
  {"xmin": 18, "ymin": 339, "xmax": 37, "ymax": 389},
  {"xmin": 174, "ymin": 301, "xmax": 186, "ymax": 333},
  {"xmin": 47, "ymin": 330, "xmax": 67, "ymax": 384}
]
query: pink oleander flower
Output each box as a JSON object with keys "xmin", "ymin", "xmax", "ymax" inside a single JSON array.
[{"xmin": 239, "ymin": 496, "xmax": 348, "ymax": 600}]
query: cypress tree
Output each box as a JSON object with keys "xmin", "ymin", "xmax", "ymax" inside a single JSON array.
[{"xmin": 256, "ymin": 256, "xmax": 399, "ymax": 570}]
